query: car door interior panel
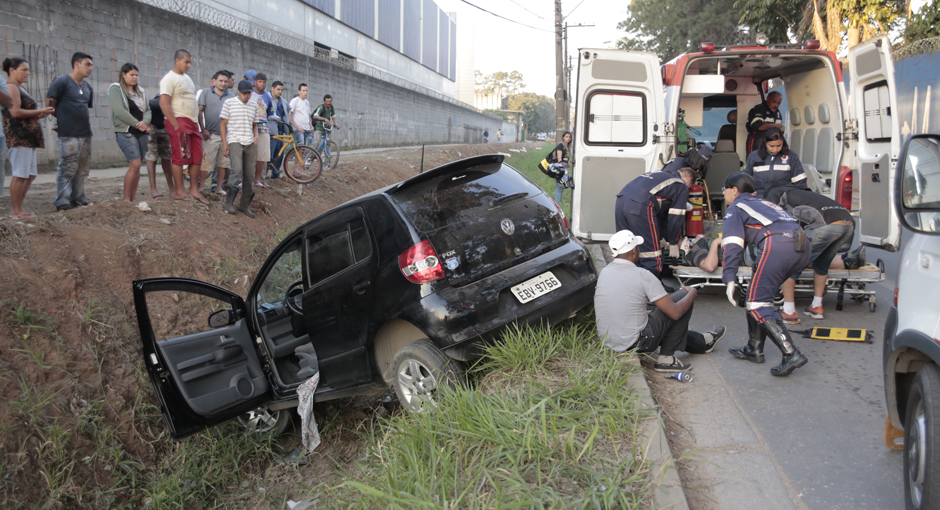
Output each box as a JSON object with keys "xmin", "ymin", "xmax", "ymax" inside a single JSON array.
[{"xmin": 156, "ymin": 319, "xmax": 269, "ymax": 417}]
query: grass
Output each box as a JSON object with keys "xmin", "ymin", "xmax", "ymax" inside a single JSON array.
[
  {"xmin": 310, "ymin": 318, "xmax": 655, "ymax": 509},
  {"xmin": 503, "ymin": 143, "xmax": 574, "ymax": 217}
]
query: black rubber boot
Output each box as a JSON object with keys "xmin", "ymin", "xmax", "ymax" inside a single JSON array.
[
  {"xmin": 729, "ymin": 313, "xmax": 765, "ymax": 363},
  {"xmin": 763, "ymin": 318, "xmax": 808, "ymax": 376},
  {"xmin": 223, "ymin": 186, "xmax": 239, "ymax": 215},
  {"xmin": 238, "ymin": 190, "xmax": 256, "ymax": 218},
  {"xmin": 842, "ymin": 245, "xmax": 866, "ymax": 269}
]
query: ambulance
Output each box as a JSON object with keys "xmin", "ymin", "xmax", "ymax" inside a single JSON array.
[{"xmin": 570, "ymin": 36, "xmax": 901, "ymax": 254}]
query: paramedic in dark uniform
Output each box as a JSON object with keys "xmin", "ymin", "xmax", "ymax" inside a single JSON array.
[
  {"xmin": 744, "ymin": 128, "xmax": 806, "ymax": 199},
  {"xmin": 721, "ymin": 173, "xmax": 811, "ymax": 377},
  {"xmin": 745, "ymin": 91, "xmax": 783, "ymax": 155},
  {"xmin": 615, "ymin": 167, "xmax": 695, "ymax": 275}
]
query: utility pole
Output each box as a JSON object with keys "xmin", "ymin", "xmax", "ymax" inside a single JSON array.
[{"xmin": 554, "ymin": 0, "xmax": 566, "ymax": 139}]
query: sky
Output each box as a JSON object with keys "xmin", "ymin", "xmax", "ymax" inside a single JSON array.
[
  {"xmin": 436, "ymin": 0, "xmax": 626, "ymax": 98},
  {"xmin": 436, "ymin": 0, "xmax": 930, "ymax": 99}
]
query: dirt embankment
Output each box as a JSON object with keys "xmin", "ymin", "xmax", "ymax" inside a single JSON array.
[{"xmin": 0, "ymin": 142, "xmax": 541, "ymax": 508}]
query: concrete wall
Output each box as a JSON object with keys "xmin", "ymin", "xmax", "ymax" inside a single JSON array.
[
  {"xmin": 1, "ymin": 0, "xmax": 498, "ymax": 170},
  {"xmin": 895, "ymin": 52, "xmax": 940, "ymax": 137}
]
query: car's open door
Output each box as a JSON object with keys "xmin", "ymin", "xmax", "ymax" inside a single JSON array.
[
  {"xmin": 571, "ymin": 48, "xmax": 666, "ymax": 242},
  {"xmin": 133, "ymin": 278, "xmax": 271, "ymax": 439},
  {"xmin": 849, "ymin": 36, "xmax": 902, "ymax": 251}
]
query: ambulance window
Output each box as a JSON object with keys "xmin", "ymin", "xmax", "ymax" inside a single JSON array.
[
  {"xmin": 862, "ymin": 81, "xmax": 892, "ymax": 143},
  {"xmin": 584, "ymin": 90, "xmax": 646, "ymax": 146}
]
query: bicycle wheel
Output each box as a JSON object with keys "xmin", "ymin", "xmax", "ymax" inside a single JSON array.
[
  {"xmin": 283, "ymin": 145, "xmax": 322, "ymax": 184},
  {"xmin": 324, "ymin": 140, "xmax": 340, "ymax": 170}
]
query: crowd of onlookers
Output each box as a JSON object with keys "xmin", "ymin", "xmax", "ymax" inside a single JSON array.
[{"xmin": 1, "ymin": 49, "xmax": 339, "ymax": 218}]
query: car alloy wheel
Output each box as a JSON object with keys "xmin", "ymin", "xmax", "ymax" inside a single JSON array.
[
  {"xmin": 390, "ymin": 339, "xmax": 467, "ymax": 413},
  {"xmin": 237, "ymin": 407, "xmax": 291, "ymax": 436}
]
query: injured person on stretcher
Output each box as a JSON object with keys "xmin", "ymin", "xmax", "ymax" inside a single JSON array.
[{"xmin": 684, "ymin": 232, "xmax": 863, "ymax": 274}]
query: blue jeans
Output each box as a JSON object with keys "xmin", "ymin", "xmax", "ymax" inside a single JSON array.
[
  {"xmin": 554, "ymin": 181, "xmax": 564, "ymax": 204},
  {"xmin": 294, "ymin": 130, "xmax": 313, "ymax": 146},
  {"xmin": 55, "ymin": 136, "xmax": 92, "ymax": 208},
  {"xmin": 805, "ymin": 223, "xmax": 855, "ymax": 276}
]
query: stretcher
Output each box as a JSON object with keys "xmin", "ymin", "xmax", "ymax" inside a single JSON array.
[{"xmin": 671, "ymin": 259, "xmax": 886, "ymax": 312}]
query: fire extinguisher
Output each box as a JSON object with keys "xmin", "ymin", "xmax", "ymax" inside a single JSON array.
[{"xmin": 686, "ymin": 184, "xmax": 704, "ymax": 237}]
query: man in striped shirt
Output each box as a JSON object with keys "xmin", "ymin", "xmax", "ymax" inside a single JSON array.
[{"xmin": 219, "ymin": 80, "xmax": 261, "ymax": 217}]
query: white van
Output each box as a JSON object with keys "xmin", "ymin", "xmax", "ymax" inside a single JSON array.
[
  {"xmin": 570, "ymin": 36, "xmax": 901, "ymax": 254},
  {"xmin": 883, "ymin": 134, "xmax": 940, "ymax": 509}
]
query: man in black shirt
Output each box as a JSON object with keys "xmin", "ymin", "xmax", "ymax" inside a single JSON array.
[
  {"xmin": 46, "ymin": 52, "xmax": 94, "ymax": 211},
  {"xmin": 765, "ymin": 186, "xmax": 865, "ymax": 323},
  {"xmin": 745, "ymin": 91, "xmax": 783, "ymax": 155}
]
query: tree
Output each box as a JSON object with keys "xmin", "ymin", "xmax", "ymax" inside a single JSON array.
[
  {"xmin": 735, "ymin": 0, "xmax": 906, "ymax": 51},
  {"xmin": 905, "ymin": 0, "xmax": 940, "ymax": 41},
  {"xmin": 508, "ymin": 92, "xmax": 554, "ymax": 134},
  {"xmin": 617, "ymin": 0, "xmax": 748, "ymax": 62},
  {"xmin": 474, "ymin": 70, "xmax": 526, "ymax": 97}
]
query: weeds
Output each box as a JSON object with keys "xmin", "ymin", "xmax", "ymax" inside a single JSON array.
[
  {"xmin": 313, "ymin": 319, "xmax": 653, "ymax": 509},
  {"xmin": 4, "ymin": 299, "xmax": 54, "ymax": 339},
  {"xmin": 215, "ymin": 256, "xmax": 240, "ymax": 285}
]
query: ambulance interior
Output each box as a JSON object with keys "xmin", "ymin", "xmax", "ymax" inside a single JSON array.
[{"xmin": 674, "ymin": 53, "xmax": 845, "ymax": 207}]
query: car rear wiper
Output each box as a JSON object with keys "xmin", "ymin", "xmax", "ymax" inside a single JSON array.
[{"xmin": 488, "ymin": 192, "xmax": 529, "ymax": 208}]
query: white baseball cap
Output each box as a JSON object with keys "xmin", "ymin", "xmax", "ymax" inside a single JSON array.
[{"xmin": 609, "ymin": 230, "xmax": 644, "ymax": 256}]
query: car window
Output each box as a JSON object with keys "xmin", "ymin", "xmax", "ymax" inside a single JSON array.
[
  {"xmin": 256, "ymin": 238, "xmax": 303, "ymax": 306},
  {"xmin": 307, "ymin": 218, "xmax": 371, "ymax": 286},
  {"xmin": 902, "ymin": 137, "xmax": 940, "ymax": 210},
  {"xmin": 391, "ymin": 162, "xmax": 536, "ymax": 232}
]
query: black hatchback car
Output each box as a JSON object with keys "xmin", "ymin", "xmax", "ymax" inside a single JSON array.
[{"xmin": 134, "ymin": 154, "xmax": 597, "ymax": 438}]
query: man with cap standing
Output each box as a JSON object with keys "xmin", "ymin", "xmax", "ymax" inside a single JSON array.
[
  {"xmin": 219, "ymin": 80, "xmax": 261, "ymax": 217},
  {"xmin": 594, "ymin": 230, "xmax": 726, "ymax": 372}
]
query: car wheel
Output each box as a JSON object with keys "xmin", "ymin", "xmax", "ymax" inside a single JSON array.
[
  {"xmin": 904, "ymin": 364, "xmax": 940, "ymax": 510},
  {"xmin": 391, "ymin": 339, "xmax": 467, "ymax": 413},
  {"xmin": 237, "ymin": 407, "xmax": 291, "ymax": 436}
]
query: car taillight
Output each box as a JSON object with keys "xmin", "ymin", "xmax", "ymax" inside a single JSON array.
[
  {"xmin": 837, "ymin": 166, "xmax": 853, "ymax": 210},
  {"xmin": 551, "ymin": 198, "xmax": 569, "ymax": 229},
  {"xmin": 894, "ymin": 287, "xmax": 899, "ymax": 307},
  {"xmin": 399, "ymin": 240, "xmax": 445, "ymax": 283}
]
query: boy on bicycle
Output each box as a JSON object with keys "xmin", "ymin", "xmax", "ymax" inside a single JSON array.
[{"xmin": 311, "ymin": 94, "xmax": 339, "ymax": 141}]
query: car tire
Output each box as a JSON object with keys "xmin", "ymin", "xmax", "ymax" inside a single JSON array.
[
  {"xmin": 237, "ymin": 406, "xmax": 292, "ymax": 436},
  {"xmin": 904, "ymin": 363, "xmax": 940, "ymax": 510},
  {"xmin": 390, "ymin": 339, "xmax": 467, "ymax": 413}
]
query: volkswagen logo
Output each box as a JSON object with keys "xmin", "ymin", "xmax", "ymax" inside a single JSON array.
[{"xmin": 500, "ymin": 219, "xmax": 515, "ymax": 235}]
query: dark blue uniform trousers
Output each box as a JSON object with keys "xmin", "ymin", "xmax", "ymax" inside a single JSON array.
[
  {"xmin": 618, "ymin": 199, "xmax": 664, "ymax": 275},
  {"xmin": 747, "ymin": 234, "xmax": 811, "ymax": 323}
]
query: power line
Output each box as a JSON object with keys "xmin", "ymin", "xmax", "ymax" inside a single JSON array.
[
  {"xmin": 563, "ymin": 0, "xmax": 588, "ymax": 19},
  {"xmin": 457, "ymin": 0, "xmax": 554, "ymax": 32},
  {"xmin": 509, "ymin": 0, "xmax": 547, "ymax": 20}
]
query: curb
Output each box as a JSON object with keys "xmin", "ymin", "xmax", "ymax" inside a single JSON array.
[{"xmin": 588, "ymin": 244, "xmax": 689, "ymax": 510}]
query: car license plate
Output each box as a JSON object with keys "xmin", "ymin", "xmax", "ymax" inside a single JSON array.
[{"xmin": 511, "ymin": 271, "xmax": 562, "ymax": 304}]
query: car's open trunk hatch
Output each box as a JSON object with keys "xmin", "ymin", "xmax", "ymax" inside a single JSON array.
[{"xmin": 391, "ymin": 160, "xmax": 568, "ymax": 287}]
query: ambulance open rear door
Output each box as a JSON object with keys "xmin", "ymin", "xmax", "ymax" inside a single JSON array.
[
  {"xmin": 571, "ymin": 49, "xmax": 665, "ymax": 243},
  {"xmin": 849, "ymin": 36, "xmax": 902, "ymax": 252}
]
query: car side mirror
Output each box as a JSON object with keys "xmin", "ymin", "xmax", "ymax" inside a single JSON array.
[
  {"xmin": 208, "ymin": 309, "xmax": 236, "ymax": 328},
  {"xmin": 896, "ymin": 134, "xmax": 940, "ymax": 235}
]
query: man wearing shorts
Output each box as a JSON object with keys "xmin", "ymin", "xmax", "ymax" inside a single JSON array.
[
  {"xmin": 198, "ymin": 71, "xmax": 232, "ymax": 195},
  {"xmin": 46, "ymin": 52, "xmax": 94, "ymax": 211},
  {"xmin": 159, "ymin": 49, "xmax": 206, "ymax": 204},
  {"xmin": 145, "ymin": 94, "xmax": 175, "ymax": 198},
  {"xmin": 245, "ymin": 70, "xmax": 272, "ymax": 188}
]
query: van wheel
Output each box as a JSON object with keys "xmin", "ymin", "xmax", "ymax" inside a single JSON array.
[
  {"xmin": 904, "ymin": 364, "xmax": 940, "ymax": 510},
  {"xmin": 237, "ymin": 407, "xmax": 291, "ymax": 436},
  {"xmin": 391, "ymin": 339, "xmax": 467, "ymax": 413}
]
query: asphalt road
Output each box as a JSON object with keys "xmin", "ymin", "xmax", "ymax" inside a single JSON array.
[{"xmin": 653, "ymin": 235, "xmax": 908, "ymax": 510}]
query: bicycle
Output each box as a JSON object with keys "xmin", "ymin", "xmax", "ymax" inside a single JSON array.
[
  {"xmin": 313, "ymin": 125, "xmax": 340, "ymax": 171},
  {"xmin": 268, "ymin": 124, "xmax": 322, "ymax": 184}
]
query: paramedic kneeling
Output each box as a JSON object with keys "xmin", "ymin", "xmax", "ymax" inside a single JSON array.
[
  {"xmin": 595, "ymin": 230, "xmax": 726, "ymax": 373},
  {"xmin": 722, "ymin": 173, "xmax": 811, "ymax": 376}
]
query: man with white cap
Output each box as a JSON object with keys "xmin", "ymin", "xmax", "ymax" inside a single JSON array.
[{"xmin": 594, "ymin": 230, "xmax": 726, "ymax": 372}]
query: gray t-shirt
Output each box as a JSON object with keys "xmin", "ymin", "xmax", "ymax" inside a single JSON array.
[
  {"xmin": 197, "ymin": 87, "xmax": 233, "ymax": 135},
  {"xmin": 594, "ymin": 258, "xmax": 668, "ymax": 352},
  {"xmin": 46, "ymin": 74, "xmax": 94, "ymax": 138}
]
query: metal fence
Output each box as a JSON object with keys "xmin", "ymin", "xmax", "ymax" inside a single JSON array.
[{"xmin": 137, "ymin": 0, "xmax": 492, "ymax": 116}]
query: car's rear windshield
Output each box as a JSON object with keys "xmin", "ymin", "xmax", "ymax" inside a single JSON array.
[{"xmin": 390, "ymin": 162, "xmax": 538, "ymax": 232}]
